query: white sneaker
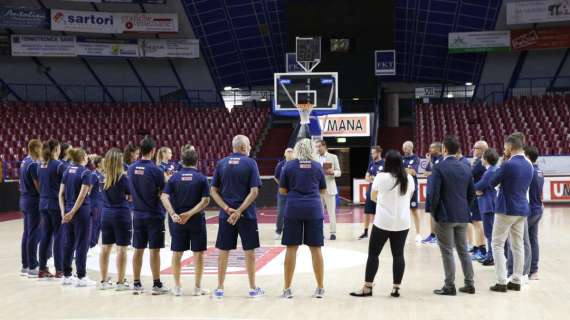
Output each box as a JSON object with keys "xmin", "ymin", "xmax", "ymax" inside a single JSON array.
[
  {"xmin": 61, "ymin": 276, "xmax": 74, "ymax": 286},
  {"xmin": 192, "ymin": 287, "xmax": 209, "ymax": 296},
  {"xmin": 27, "ymin": 268, "xmax": 39, "ymax": 278},
  {"xmin": 20, "ymin": 268, "xmax": 29, "ymax": 277},
  {"xmin": 274, "ymin": 232, "xmax": 282, "ymax": 240},
  {"xmin": 132, "ymin": 283, "xmax": 144, "ymax": 295},
  {"xmin": 98, "ymin": 281, "xmax": 115, "ymax": 290},
  {"xmin": 415, "ymin": 234, "xmax": 422, "ymax": 243},
  {"xmin": 522, "ymin": 274, "xmax": 529, "ymax": 285},
  {"xmin": 76, "ymin": 277, "xmax": 96, "ymax": 287},
  {"xmin": 116, "ymin": 282, "xmax": 131, "ymax": 291},
  {"xmin": 248, "ymin": 287, "xmax": 265, "ymax": 298},
  {"xmin": 173, "ymin": 287, "xmax": 183, "ymax": 297},
  {"xmin": 152, "ymin": 285, "xmax": 170, "ymax": 295},
  {"xmin": 312, "ymin": 288, "xmax": 325, "ymax": 299},
  {"xmin": 280, "ymin": 288, "xmax": 293, "ymax": 299}
]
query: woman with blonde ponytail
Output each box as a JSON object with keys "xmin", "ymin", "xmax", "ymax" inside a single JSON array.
[{"xmin": 99, "ymin": 148, "xmax": 132, "ymax": 291}]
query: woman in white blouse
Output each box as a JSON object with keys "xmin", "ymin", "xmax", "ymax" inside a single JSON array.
[{"xmin": 350, "ymin": 150, "xmax": 415, "ymax": 298}]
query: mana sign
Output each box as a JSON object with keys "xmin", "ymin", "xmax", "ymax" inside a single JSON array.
[{"xmin": 317, "ymin": 113, "xmax": 371, "ymax": 137}]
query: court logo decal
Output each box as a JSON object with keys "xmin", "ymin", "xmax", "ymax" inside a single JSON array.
[{"xmin": 161, "ymin": 247, "xmax": 284, "ymax": 275}]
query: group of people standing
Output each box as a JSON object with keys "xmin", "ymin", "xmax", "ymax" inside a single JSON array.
[
  {"xmin": 348, "ymin": 133, "xmax": 544, "ymax": 297},
  {"xmin": 17, "ymin": 130, "xmax": 545, "ymax": 299}
]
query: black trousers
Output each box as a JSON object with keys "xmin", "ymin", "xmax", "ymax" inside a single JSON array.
[{"xmin": 365, "ymin": 225, "xmax": 409, "ymax": 285}]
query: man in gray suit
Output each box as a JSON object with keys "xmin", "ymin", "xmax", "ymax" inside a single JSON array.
[{"xmin": 315, "ymin": 140, "xmax": 341, "ymax": 240}]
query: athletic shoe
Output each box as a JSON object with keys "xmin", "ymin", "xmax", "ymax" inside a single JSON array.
[
  {"xmin": 415, "ymin": 234, "xmax": 422, "ymax": 243},
  {"xmin": 274, "ymin": 232, "xmax": 281, "ymax": 240},
  {"xmin": 61, "ymin": 276, "xmax": 74, "ymax": 286},
  {"xmin": 38, "ymin": 270, "xmax": 55, "ymax": 279},
  {"xmin": 192, "ymin": 287, "xmax": 209, "ymax": 296},
  {"xmin": 489, "ymin": 284, "xmax": 507, "ymax": 293},
  {"xmin": 55, "ymin": 271, "xmax": 64, "ymax": 278},
  {"xmin": 173, "ymin": 287, "xmax": 183, "ymax": 297},
  {"xmin": 330, "ymin": 234, "xmax": 336, "ymax": 241},
  {"xmin": 467, "ymin": 245, "xmax": 475, "ymax": 253},
  {"xmin": 152, "ymin": 284, "xmax": 170, "ymax": 295},
  {"xmin": 507, "ymin": 282, "xmax": 521, "ymax": 291},
  {"xmin": 133, "ymin": 283, "xmax": 144, "ymax": 295},
  {"xmin": 20, "ymin": 268, "xmax": 29, "ymax": 277},
  {"xmin": 76, "ymin": 277, "xmax": 96, "ymax": 287},
  {"xmin": 421, "ymin": 234, "xmax": 436, "ymax": 244},
  {"xmin": 529, "ymin": 273, "xmax": 539, "ymax": 280},
  {"xmin": 312, "ymin": 288, "xmax": 325, "ymax": 299},
  {"xmin": 280, "ymin": 288, "xmax": 293, "ymax": 299},
  {"xmin": 116, "ymin": 282, "xmax": 131, "ymax": 291},
  {"xmin": 471, "ymin": 251, "xmax": 485, "ymax": 261},
  {"xmin": 98, "ymin": 281, "xmax": 114, "ymax": 290},
  {"xmin": 27, "ymin": 268, "xmax": 39, "ymax": 278},
  {"xmin": 357, "ymin": 232, "xmax": 368, "ymax": 240},
  {"xmin": 248, "ymin": 287, "xmax": 265, "ymax": 298},
  {"xmin": 212, "ymin": 288, "xmax": 224, "ymax": 299},
  {"xmin": 480, "ymin": 258, "xmax": 494, "ymax": 266},
  {"xmin": 522, "ymin": 274, "xmax": 529, "ymax": 285}
]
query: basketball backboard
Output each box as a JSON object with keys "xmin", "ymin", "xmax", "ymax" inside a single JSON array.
[{"xmin": 273, "ymin": 72, "xmax": 338, "ymax": 111}]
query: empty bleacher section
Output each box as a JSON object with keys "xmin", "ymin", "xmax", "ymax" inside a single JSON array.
[
  {"xmin": 0, "ymin": 102, "xmax": 270, "ymax": 179},
  {"xmin": 415, "ymin": 95, "xmax": 570, "ymax": 156}
]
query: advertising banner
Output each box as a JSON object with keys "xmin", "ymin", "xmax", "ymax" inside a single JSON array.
[
  {"xmin": 448, "ymin": 31, "xmax": 511, "ymax": 53},
  {"xmin": 511, "ymin": 27, "xmax": 570, "ymax": 51},
  {"xmin": 317, "ymin": 113, "xmax": 370, "ymax": 137},
  {"xmin": 0, "ymin": 7, "xmax": 50, "ymax": 29},
  {"xmin": 374, "ymin": 50, "xmax": 396, "ymax": 76},
  {"xmin": 507, "ymin": 0, "xmax": 570, "ymax": 25},
  {"xmin": 119, "ymin": 13, "xmax": 177, "ymax": 33},
  {"xmin": 11, "ymin": 35, "xmax": 76, "ymax": 57},
  {"xmin": 138, "ymin": 38, "xmax": 198, "ymax": 58},
  {"xmin": 76, "ymin": 37, "xmax": 139, "ymax": 57},
  {"xmin": 51, "ymin": 9, "xmax": 117, "ymax": 34}
]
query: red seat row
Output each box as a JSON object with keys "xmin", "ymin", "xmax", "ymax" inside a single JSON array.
[
  {"xmin": 0, "ymin": 102, "xmax": 270, "ymax": 179},
  {"xmin": 415, "ymin": 94, "xmax": 570, "ymax": 156}
]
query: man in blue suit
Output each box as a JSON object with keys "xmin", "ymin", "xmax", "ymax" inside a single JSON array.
[
  {"xmin": 428, "ymin": 135, "xmax": 476, "ymax": 296},
  {"xmin": 489, "ymin": 134, "xmax": 534, "ymax": 293}
]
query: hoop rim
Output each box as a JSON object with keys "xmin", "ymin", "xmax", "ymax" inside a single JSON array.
[{"xmin": 297, "ymin": 103, "xmax": 314, "ymax": 111}]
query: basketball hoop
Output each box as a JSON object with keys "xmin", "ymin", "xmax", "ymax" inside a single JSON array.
[{"xmin": 297, "ymin": 103, "xmax": 314, "ymax": 125}]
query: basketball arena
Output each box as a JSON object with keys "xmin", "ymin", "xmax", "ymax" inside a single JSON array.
[{"xmin": 1, "ymin": 1, "xmax": 570, "ymax": 319}]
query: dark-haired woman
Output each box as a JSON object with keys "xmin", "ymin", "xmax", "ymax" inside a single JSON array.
[
  {"xmin": 38, "ymin": 139, "xmax": 66, "ymax": 278},
  {"xmin": 350, "ymin": 150, "xmax": 415, "ymax": 298},
  {"xmin": 475, "ymin": 148, "xmax": 500, "ymax": 266},
  {"xmin": 123, "ymin": 143, "xmax": 140, "ymax": 171},
  {"xmin": 58, "ymin": 148, "xmax": 95, "ymax": 287}
]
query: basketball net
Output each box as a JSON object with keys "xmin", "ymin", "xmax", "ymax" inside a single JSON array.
[{"xmin": 297, "ymin": 103, "xmax": 314, "ymax": 125}]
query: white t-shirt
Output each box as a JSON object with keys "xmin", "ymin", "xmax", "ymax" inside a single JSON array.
[{"xmin": 371, "ymin": 172, "xmax": 416, "ymax": 231}]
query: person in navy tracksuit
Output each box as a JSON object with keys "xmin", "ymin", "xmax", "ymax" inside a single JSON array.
[
  {"xmin": 161, "ymin": 146, "xmax": 211, "ymax": 297},
  {"xmin": 273, "ymin": 148, "xmax": 294, "ymax": 240},
  {"xmin": 37, "ymin": 139, "xmax": 66, "ymax": 279},
  {"xmin": 123, "ymin": 143, "xmax": 140, "ymax": 172},
  {"xmin": 59, "ymin": 148, "xmax": 95, "ymax": 287},
  {"xmin": 128, "ymin": 136, "xmax": 169, "ymax": 295},
  {"xmin": 19, "ymin": 139, "xmax": 43, "ymax": 278},
  {"xmin": 89, "ymin": 156, "xmax": 104, "ymax": 249},
  {"xmin": 489, "ymin": 134, "xmax": 534, "ymax": 293},
  {"xmin": 524, "ymin": 146, "xmax": 544, "ymax": 280},
  {"xmin": 469, "ymin": 141, "xmax": 489, "ymax": 260},
  {"xmin": 99, "ymin": 148, "xmax": 132, "ymax": 291},
  {"xmin": 358, "ymin": 146, "xmax": 384, "ymax": 240},
  {"xmin": 279, "ymin": 139, "xmax": 327, "ymax": 299},
  {"xmin": 156, "ymin": 147, "xmax": 175, "ymax": 176},
  {"xmin": 428, "ymin": 135, "xmax": 476, "ymax": 296},
  {"xmin": 422, "ymin": 142, "xmax": 443, "ymax": 244},
  {"xmin": 210, "ymin": 135, "xmax": 264, "ymax": 299},
  {"xmin": 474, "ymin": 148, "xmax": 500, "ymax": 266},
  {"xmin": 402, "ymin": 141, "xmax": 421, "ymax": 241}
]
